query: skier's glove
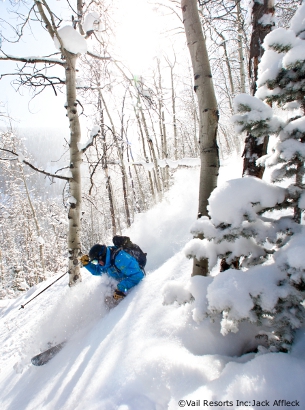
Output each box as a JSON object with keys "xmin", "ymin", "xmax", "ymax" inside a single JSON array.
[
  {"xmin": 113, "ymin": 289, "xmax": 126, "ymax": 300},
  {"xmin": 80, "ymin": 254, "xmax": 90, "ymax": 266}
]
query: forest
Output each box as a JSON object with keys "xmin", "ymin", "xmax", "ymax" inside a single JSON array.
[{"xmin": 1, "ymin": 0, "xmax": 305, "ymax": 354}]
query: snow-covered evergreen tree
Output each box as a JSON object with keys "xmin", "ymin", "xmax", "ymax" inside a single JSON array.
[{"xmin": 183, "ymin": 4, "xmax": 305, "ymax": 352}]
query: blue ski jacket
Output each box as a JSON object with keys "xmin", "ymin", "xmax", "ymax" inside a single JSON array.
[{"xmin": 84, "ymin": 246, "xmax": 145, "ymax": 293}]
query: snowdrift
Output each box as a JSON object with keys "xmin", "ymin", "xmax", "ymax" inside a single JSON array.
[{"xmin": 1, "ymin": 167, "xmax": 305, "ymax": 410}]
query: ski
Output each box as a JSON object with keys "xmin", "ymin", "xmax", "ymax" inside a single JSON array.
[
  {"xmin": 31, "ymin": 341, "xmax": 66, "ymax": 366},
  {"xmin": 31, "ymin": 294, "xmax": 123, "ymax": 366}
]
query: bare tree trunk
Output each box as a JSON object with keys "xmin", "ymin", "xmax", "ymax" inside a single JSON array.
[
  {"xmin": 100, "ymin": 105, "xmax": 117, "ymax": 236},
  {"xmin": 171, "ymin": 67, "xmax": 178, "ymax": 160},
  {"xmin": 218, "ymin": 31, "xmax": 235, "ymax": 96},
  {"xmin": 242, "ymin": 0, "xmax": 275, "ymax": 178},
  {"xmin": 156, "ymin": 60, "xmax": 170, "ymax": 191},
  {"xmin": 148, "ymin": 109, "xmax": 161, "ymax": 158},
  {"xmin": 188, "ymin": 64, "xmax": 200, "ymax": 157},
  {"xmin": 133, "ymin": 164, "xmax": 147, "ymax": 211},
  {"xmin": 294, "ymin": 103, "xmax": 305, "ymax": 223},
  {"xmin": 214, "ymin": 29, "xmax": 235, "ymax": 113},
  {"xmin": 124, "ymin": 138, "xmax": 139, "ymax": 216},
  {"xmin": 148, "ymin": 108, "xmax": 165, "ymax": 195},
  {"xmin": 294, "ymin": 158, "xmax": 303, "ymax": 224},
  {"xmin": 133, "ymin": 99, "xmax": 155, "ymax": 200},
  {"xmin": 249, "ymin": 0, "xmax": 275, "ymax": 96},
  {"xmin": 118, "ymin": 94, "xmax": 132, "ymax": 227},
  {"xmin": 181, "ymin": 0, "xmax": 220, "ymax": 277},
  {"xmin": 165, "ymin": 55, "xmax": 179, "ymax": 160},
  {"xmin": 105, "ymin": 174, "xmax": 117, "ymax": 236},
  {"xmin": 236, "ymin": 0, "xmax": 246, "ymax": 94},
  {"xmin": 65, "ymin": 52, "xmax": 82, "ymax": 286},
  {"xmin": 114, "ymin": 194, "xmax": 122, "ymax": 235},
  {"xmin": 0, "ymin": 249, "xmax": 3, "ymax": 285},
  {"xmin": 100, "ymin": 91, "xmax": 131, "ymax": 227},
  {"xmin": 34, "ymin": 0, "xmax": 83, "ymax": 286},
  {"xmin": 19, "ymin": 165, "xmax": 45, "ymax": 281},
  {"xmin": 138, "ymin": 103, "xmax": 162, "ymax": 196},
  {"xmin": 1, "ymin": 0, "xmax": 110, "ymax": 288},
  {"xmin": 161, "ymin": 109, "xmax": 170, "ymax": 191}
]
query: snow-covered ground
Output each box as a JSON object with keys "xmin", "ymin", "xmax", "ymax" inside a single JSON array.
[{"xmin": 1, "ymin": 161, "xmax": 305, "ymax": 410}]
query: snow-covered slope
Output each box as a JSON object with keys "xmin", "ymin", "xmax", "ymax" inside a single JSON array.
[{"xmin": 1, "ymin": 165, "xmax": 305, "ymax": 410}]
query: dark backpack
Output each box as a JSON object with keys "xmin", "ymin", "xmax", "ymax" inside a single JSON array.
[{"xmin": 110, "ymin": 235, "xmax": 147, "ymax": 271}]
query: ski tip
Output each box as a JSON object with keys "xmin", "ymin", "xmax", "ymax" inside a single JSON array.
[
  {"xmin": 31, "ymin": 357, "xmax": 44, "ymax": 366},
  {"xmin": 31, "ymin": 341, "xmax": 67, "ymax": 366}
]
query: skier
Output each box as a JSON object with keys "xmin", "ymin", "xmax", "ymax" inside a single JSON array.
[{"xmin": 80, "ymin": 243, "xmax": 145, "ymax": 300}]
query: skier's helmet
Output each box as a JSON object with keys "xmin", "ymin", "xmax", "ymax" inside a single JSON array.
[{"xmin": 89, "ymin": 244, "xmax": 107, "ymax": 262}]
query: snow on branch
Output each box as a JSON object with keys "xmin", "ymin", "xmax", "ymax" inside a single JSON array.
[
  {"xmin": 0, "ymin": 53, "xmax": 64, "ymax": 66},
  {"xmin": 78, "ymin": 126, "xmax": 101, "ymax": 152},
  {"xmin": 53, "ymin": 26, "xmax": 87, "ymax": 55}
]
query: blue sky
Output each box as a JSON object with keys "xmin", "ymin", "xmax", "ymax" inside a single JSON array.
[{"xmin": 0, "ymin": 0, "xmax": 72, "ymax": 129}]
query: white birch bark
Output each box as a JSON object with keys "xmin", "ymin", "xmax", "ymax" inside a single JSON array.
[
  {"xmin": 165, "ymin": 56, "xmax": 178, "ymax": 160},
  {"xmin": 65, "ymin": 52, "xmax": 82, "ymax": 286},
  {"xmin": 2, "ymin": 0, "xmax": 109, "ymax": 287},
  {"xmin": 31, "ymin": 1, "xmax": 83, "ymax": 286},
  {"xmin": 181, "ymin": 0, "xmax": 220, "ymax": 276},
  {"xmin": 236, "ymin": 0, "xmax": 247, "ymax": 94},
  {"xmin": 156, "ymin": 60, "xmax": 170, "ymax": 191},
  {"xmin": 139, "ymin": 104, "xmax": 162, "ymax": 195}
]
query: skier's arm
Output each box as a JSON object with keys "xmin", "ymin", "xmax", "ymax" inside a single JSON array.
[{"xmin": 83, "ymin": 262, "xmax": 107, "ymax": 276}]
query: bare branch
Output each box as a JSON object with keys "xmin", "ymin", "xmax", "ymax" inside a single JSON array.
[
  {"xmin": 0, "ymin": 5, "xmax": 36, "ymax": 43},
  {"xmin": 0, "ymin": 148, "xmax": 70, "ymax": 181},
  {"xmin": 155, "ymin": 2, "xmax": 183, "ymax": 23},
  {"xmin": 86, "ymin": 50, "xmax": 112, "ymax": 61},
  {"xmin": 0, "ymin": 52, "xmax": 64, "ymax": 66},
  {"xmin": 34, "ymin": 0, "xmax": 56, "ymax": 38}
]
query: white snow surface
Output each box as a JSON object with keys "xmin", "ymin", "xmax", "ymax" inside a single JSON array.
[{"xmin": 1, "ymin": 162, "xmax": 305, "ymax": 410}]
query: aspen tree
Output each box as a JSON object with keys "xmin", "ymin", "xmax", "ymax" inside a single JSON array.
[{"xmin": 181, "ymin": 0, "xmax": 220, "ymax": 276}]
